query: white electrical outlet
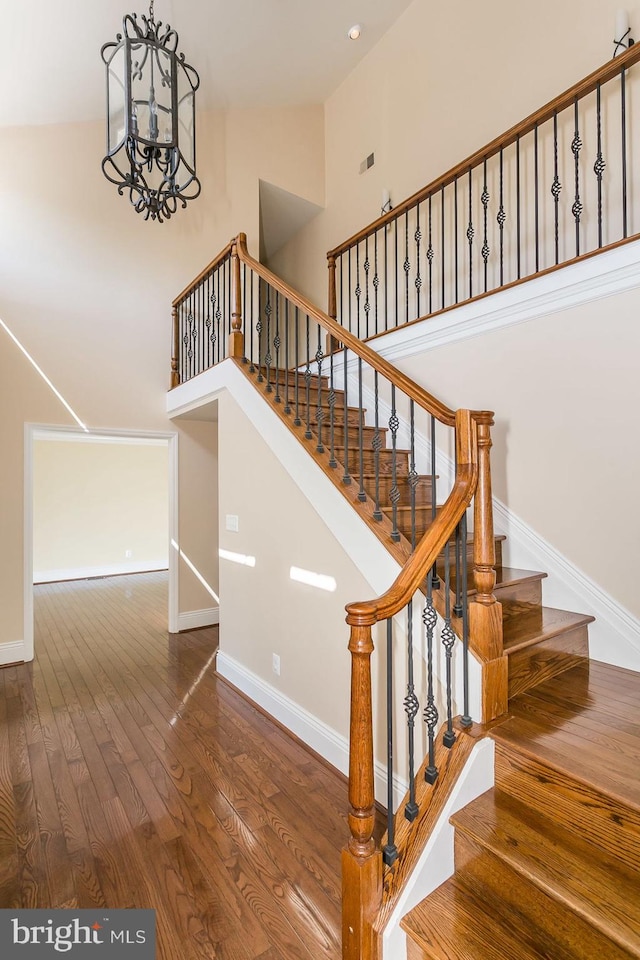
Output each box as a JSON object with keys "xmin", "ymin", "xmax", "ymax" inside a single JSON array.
[
  {"xmin": 125, "ymin": 549, "xmax": 132, "ymax": 558},
  {"xmin": 225, "ymin": 514, "xmax": 239, "ymax": 532},
  {"xmin": 272, "ymin": 653, "xmax": 281, "ymax": 676}
]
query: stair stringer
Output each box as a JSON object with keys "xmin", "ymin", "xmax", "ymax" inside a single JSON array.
[
  {"xmin": 380, "ymin": 738, "xmax": 495, "ymax": 960},
  {"xmin": 167, "ymin": 358, "xmax": 484, "ymax": 803}
]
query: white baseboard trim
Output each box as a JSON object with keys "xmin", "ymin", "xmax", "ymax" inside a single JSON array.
[
  {"xmin": 0, "ymin": 641, "xmax": 26, "ymax": 666},
  {"xmin": 495, "ymin": 501, "xmax": 640, "ymax": 671},
  {"xmin": 177, "ymin": 607, "xmax": 219, "ymax": 631},
  {"xmin": 217, "ymin": 650, "xmax": 409, "ymax": 807},
  {"xmin": 34, "ymin": 560, "xmax": 169, "ymax": 584}
]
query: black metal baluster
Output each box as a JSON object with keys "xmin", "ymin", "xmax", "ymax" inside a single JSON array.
[
  {"xmin": 328, "ymin": 338, "xmax": 337, "ymax": 468},
  {"xmin": 552, "ymin": 111, "xmax": 561, "ymax": 264},
  {"xmin": 364, "ymin": 237, "xmax": 371, "ymax": 339},
  {"xmin": 355, "ymin": 245, "xmax": 361, "ymax": 339},
  {"xmin": 316, "ymin": 325, "xmax": 325, "ymax": 453},
  {"xmin": 384, "ymin": 222, "xmax": 389, "ymax": 332},
  {"xmin": 481, "ymin": 159, "xmax": 490, "ymax": 292},
  {"xmin": 249, "ymin": 268, "xmax": 255, "ymax": 371},
  {"xmin": 242, "ymin": 262, "xmax": 247, "ymax": 364},
  {"xmin": 293, "ymin": 306, "xmax": 301, "ymax": 424},
  {"xmin": 348, "ymin": 248, "xmax": 353, "ymax": 337},
  {"xmin": 216, "ymin": 267, "xmax": 222, "ymax": 365},
  {"xmin": 467, "ymin": 168, "xmax": 474, "ymax": 299},
  {"xmin": 284, "ymin": 300, "xmax": 291, "ymax": 413},
  {"xmin": 357, "ymin": 358, "xmax": 366, "ymax": 501},
  {"xmin": 621, "ymin": 68, "xmax": 628, "ymax": 239},
  {"xmin": 274, "ymin": 292, "xmax": 281, "ymax": 403},
  {"xmin": 180, "ymin": 300, "xmax": 186, "ymax": 383},
  {"xmin": 221, "ymin": 260, "xmax": 226, "ymax": 361},
  {"xmin": 594, "ymin": 82, "xmax": 605, "ymax": 249},
  {"xmin": 409, "ymin": 401, "xmax": 417, "ymax": 552},
  {"xmin": 454, "ymin": 177, "xmax": 459, "ymax": 304},
  {"xmin": 394, "ymin": 218, "xmax": 399, "ymax": 328},
  {"xmin": 389, "ymin": 386, "xmax": 400, "ymax": 542},
  {"xmin": 441, "ymin": 540, "xmax": 456, "ymax": 749},
  {"xmin": 382, "ymin": 618, "xmax": 399, "ymax": 866},
  {"xmin": 373, "ymin": 230, "xmax": 380, "ymax": 337},
  {"xmin": 205, "ymin": 271, "xmax": 212, "ymax": 370},
  {"xmin": 516, "ymin": 135, "xmax": 521, "ymax": 280},
  {"xmin": 342, "ymin": 344, "xmax": 351, "ymax": 485},
  {"xmin": 256, "ymin": 278, "xmax": 263, "ymax": 382},
  {"xmin": 423, "ymin": 575, "xmax": 438, "ymax": 784},
  {"xmin": 453, "ymin": 518, "xmax": 463, "ymax": 618},
  {"xmin": 199, "ymin": 278, "xmax": 204, "ymax": 375},
  {"xmin": 372, "ymin": 372, "xmax": 382, "ymax": 520},
  {"xmin": 460, "ymin": 510, "xmax": 472, "ymax": 728},
  {"xmin": 264, "ymin": 285, "xmax": 273, "ymax": 392},
  {"xmin": 498, "ymin": 149, "xmax": 505, "ymax": 285},
  {"xmin": 430, "ymin": 416, "xmax": 440, "ymax": 588},
  {"xmin": 534, "ymin": 125, "xmax": 540, "ymax": 272},
  {"xmin": 187, "ymin": 291, "xmax": 194, "ymax": 381},
  {"xmin": 403, "ymin": 210, "xmax": 410, "ymax": 326},
  {"xmin": 404, "ymin": 599, "xmax": 419, "ymax": 821},
  {"xmin": 427, "ymin": 197, "xmax": 434, "ymax": 315},
  {"xmin": 304, "ymin": 314, "xmax": 312, "ymax": 438},
  {"xmin": 572, "ymin": 98, "xmax": 583, "ymax": 257},
  {"xmin": 440, "ymin": 186, "xmax": 445, "ymax": 311},
  {"xmin": 415, "ymin": 204, "xmax": 422, "ymax": 319}
]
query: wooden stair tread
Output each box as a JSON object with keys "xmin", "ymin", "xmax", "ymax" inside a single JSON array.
[
  {"xmin": 502, "ymin": 604, "xmax": 594, "ymax": 654},
  {"xmin": 451, "ymin": 787, "xmax": 640, "ymax": 953},
  {"xmin": 447, "ymin": 566, "xmax": 548, "ymax": 595},
  {"xmin": 401, "ymin": 869, "xmax": 631, "ymax": 960}
]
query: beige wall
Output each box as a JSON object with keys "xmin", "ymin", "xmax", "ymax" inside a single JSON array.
[
  {"xmin": 0, "ymin": 101, "xmax": 323, "ymax": 649},
  {"xmin": 33, "ymin": 438, "xmax": 168, "ymax": 579},
  {"xmin": 177, "ymin": 420, "xmax": 219, "ymax": 614},
  {"xmin": 268, "ymin": 0, "xmax": 640, "ymax": 622}
]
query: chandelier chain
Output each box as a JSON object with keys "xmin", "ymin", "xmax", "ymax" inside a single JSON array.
[{"xmin": 149, "ymin": 0, "xmax": 154, "ymax": 23}]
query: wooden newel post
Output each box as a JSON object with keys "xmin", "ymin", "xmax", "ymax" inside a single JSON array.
[
  {"xmin": 469, "ymin": 414, "xmax": 507, "ymax": 721},
  {"xmin": 229, "ymin": 239, "xmax": 244, "ymax": 359},
  {"xmin": 171, "ymin": 304, "xmax": 180, "ymax": 389},
  {"xmin": 342, "ymin": 612, "xmax": 382, "ymax": 960},
  {"xmin": 327, "ymin": 255, "xmax": 341, "ymax": 356}
]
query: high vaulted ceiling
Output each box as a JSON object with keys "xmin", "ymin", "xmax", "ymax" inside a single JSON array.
[{"xmin": 2, "ymin": 0, "xmax": 413, "ymax": 128}]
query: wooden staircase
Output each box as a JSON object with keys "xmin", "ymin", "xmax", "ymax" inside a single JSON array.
[
  {"xmin": 244, "ymin": 363, "xmax": 594, "ymax": 703},
  {"xmin": 402, "ymin": 660, "xmax": 640, "ymax": 959}
]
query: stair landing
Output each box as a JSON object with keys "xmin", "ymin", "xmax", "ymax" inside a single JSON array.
[{"xmin": 401, "ymin": 660, "xmax": 640, "ymax": 959}]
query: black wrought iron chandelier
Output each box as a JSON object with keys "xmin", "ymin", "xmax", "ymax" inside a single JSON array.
[{"xmin": 100, "ymin": 0, "xmax": 201, "ymax": 222}]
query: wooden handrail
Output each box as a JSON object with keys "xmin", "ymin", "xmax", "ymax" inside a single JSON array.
[
  {"xmin": 172, "ymin": 240, "xmax": 234, "ymax": 308},
  {"xmin": 346, "ymin": 410, "xmax": 477, "ymax": 626},
  {"xmin": 235, "ymin": 234, "xmax": 458, "ymax": 427},
  {"xmin": 327, "ymin": 43, "xmax": 640, "ymax": 258}
]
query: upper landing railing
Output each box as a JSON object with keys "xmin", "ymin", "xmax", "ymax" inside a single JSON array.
[{"xmin": 327, "ymin": 44, "xmax": 640, "ymax": 339}]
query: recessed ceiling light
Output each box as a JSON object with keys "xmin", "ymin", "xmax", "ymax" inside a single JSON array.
[{"xmin": 348, "ymin": 24, "xmax": 361, "ymax": 40}]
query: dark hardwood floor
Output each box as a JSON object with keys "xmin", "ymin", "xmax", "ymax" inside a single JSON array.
[{"xmin": 0, "ymin": 572, "xmax": 345, "ymax": 959}]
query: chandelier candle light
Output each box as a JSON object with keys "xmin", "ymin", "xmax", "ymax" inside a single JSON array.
[{"xmin": 101, "ymin": 0, "xmax": 201, "ymax": 222}]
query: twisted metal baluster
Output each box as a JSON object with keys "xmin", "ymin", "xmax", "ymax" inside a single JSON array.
[
  {"xmin": 423, "ymin": 573, "xmax": 439, "ymax": 785},
  {"xmin": 316, "ymin": 325, "xmax": 325, "ymax": 453},
  {"xmin": 481, "ymin": 159, "xmax": 490, "ymax": 292},
  {"xmin": 389, "ymin": 386, "xmax": 400, "ymax": 542},
  {"xmin": 552, "ymin": 111, "xmax": 562, "ymax": 265},
  {"xmin": 355, "ymin": 245, "xmax": 361, "ymax": 339},
  {"xmin": 382, "ymin": 618, "xmax": 399, "ymax": 866},
  {"xmin": 404, "ymin": 210, "xmax": 410, "ymax": 325},
  {"xmin": 373, "ymin": 230, "xmax": 380, "ymax": 337},
  {"xmin": 364, "ymin": 236, "xmax": 371, "ymax": 339},
  {"xmin": 404, "ymin": 599, "xmax": 419, "ymax": 821},
  {"xmin": 442, "ymin": 541, "xmax": 457, "ymax": 749},
  {"xmin": 594, "ymin": 82, "xmax": 605, "ymax": 249},
  {"xmin": 427, "ymin": 196, "xmax": 433, "ymax": 315},
  {"xmin": 571, "ymin": 98, "xmax": 583, "ymax": 257},
  {"xmin": 205, "ymin": 270, "xmax": 212, "ymax": 370}
]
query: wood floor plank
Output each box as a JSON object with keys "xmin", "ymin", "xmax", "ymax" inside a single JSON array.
[{"xmin": 0, "ymin": 572, "xmax": 343, "ymax": 958}]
